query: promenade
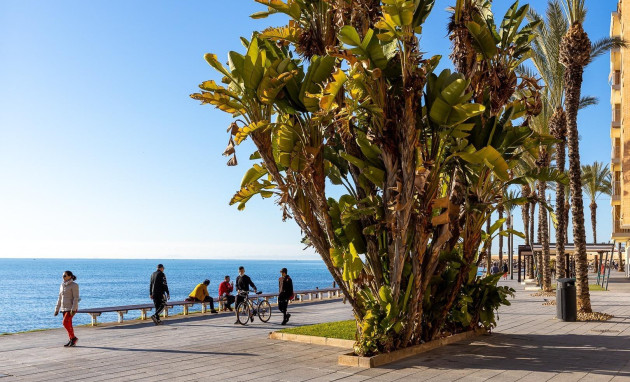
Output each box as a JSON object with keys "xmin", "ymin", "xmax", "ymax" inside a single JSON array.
[{"xmin": 1, "ymin": 276, "xmax": 630, "ymax": 381}]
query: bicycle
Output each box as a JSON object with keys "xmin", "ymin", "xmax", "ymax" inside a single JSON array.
[{"xmin": 235, "ymin": 290, "xmax": 271, "ymax": 325}]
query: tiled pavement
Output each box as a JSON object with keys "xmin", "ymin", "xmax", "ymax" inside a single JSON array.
[{"xmin": 1, "ymin": 275, "xmax": 630, "ymax": 381}]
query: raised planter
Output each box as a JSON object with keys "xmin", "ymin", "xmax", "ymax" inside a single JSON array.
[
  {"xmin": 268, "ymin": 331, "xmax": 354, "ymax": 348},
  {"xmin": 338, "ymin": 329, "xmax": 485, "ymax": 368}
]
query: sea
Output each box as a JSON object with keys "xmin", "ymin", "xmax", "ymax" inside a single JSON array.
[{"xmin": 0, "ymin": 259, "xmax": 334, "ymax": 334}]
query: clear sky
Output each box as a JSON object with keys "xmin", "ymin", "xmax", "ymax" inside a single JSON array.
[{"xmin": 0, "ymin": 0, "xmax": 617, "ymax": 259}]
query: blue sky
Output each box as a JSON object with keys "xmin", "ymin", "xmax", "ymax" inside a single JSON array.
[{"xmin": 0, "ymin": 0, "xmax": 616, "ymax": 259}]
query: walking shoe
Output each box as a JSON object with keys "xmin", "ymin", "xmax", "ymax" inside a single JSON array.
[
  {"xmin": 151, "ymin": 315, "xmax": 159, "ymax": 325},
  {"xmin": 250, "ymin": 314, "xmax": 255, "ymax": 322},
  {"xmin": 234, "ymin": 320, "xmax": 240, "ymax": 325},
  {"xmin": 156, "ymin": 319, "xmax": 163, "ymax": 325},
  {"xmin": 63, "ymin": 340, "xmax": 72, "ymax": 347},
  {"xmin": 69, "ymin": 337, "xmax": 78, "ymax": 347},
  {"xmin": 227, "ymin": 307, "xmax": 233, "ymax": 312},
  {"xmin": 281, "ymin": 318, "xmax": 287, "ymax": 325},
  {"xmin": 210, "ymin": 309, "xmax": 218, "ymax": 314},
  {"xmin": 285, "ymin": 313, "xmax": 291, "ymax": 324}
]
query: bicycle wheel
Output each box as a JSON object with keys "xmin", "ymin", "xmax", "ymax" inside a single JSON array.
[
  {"xmin": 235, "ymin": 302, "xmax": 250, "ymax": 326},
  {"xmin": 257, "ymin": 300, "xmax": 271, "ymax": 322}
]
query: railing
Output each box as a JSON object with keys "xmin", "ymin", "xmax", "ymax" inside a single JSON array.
[
  {"xmin": 613, "ymin": 220, "xmax": 630, "ymax": 233},
  {"xmin": 613, "ymin": 70, "xmax": 622, "ymax": 87},
  {"xmin": 613, "ymin": 107, "xmax": 622, "ymax": 123},
  {"xmin": 612, "ymin": 145, "xmax": 621, "ymax": 159}
]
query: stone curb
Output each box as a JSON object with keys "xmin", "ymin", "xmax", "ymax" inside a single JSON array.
[
  {"xmin": 268, "ymin": 331, "xmax": 354, "ymax": 348},
  {"xmin": 338, "ymin": 329, "xmax": 485, "ymax": 368}
]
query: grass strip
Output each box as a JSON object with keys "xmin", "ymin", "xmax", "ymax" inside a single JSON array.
[{"xmin": 278, "ymin": 320, "xmax": 356, "ymax": 341}]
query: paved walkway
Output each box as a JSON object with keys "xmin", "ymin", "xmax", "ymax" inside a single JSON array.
[{"xmin": 1, "ymin": 275, "xmax": 630, "ymax": 381}]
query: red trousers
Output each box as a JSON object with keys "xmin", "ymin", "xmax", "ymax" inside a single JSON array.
[{"xmin": 62, "ymin": 311, "xmax": 75, "ymax": 339}]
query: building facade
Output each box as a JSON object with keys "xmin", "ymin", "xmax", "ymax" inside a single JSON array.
[{"xmin": 610, "ymin": 0, "xmax": 630, "ymax": 277}]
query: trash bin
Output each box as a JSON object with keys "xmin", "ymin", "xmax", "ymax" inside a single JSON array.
[{"xmin": 556, "ymin": 278, "xmax": 577, "ymax": 322}]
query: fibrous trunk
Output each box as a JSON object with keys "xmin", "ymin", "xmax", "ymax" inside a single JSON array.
[
  {"xmin": 550, "ymin": 108, "xmax": 567, "ymax": 279},
  {"xmin": 560, "ymin": 23, "xmax": 592, "ymax": 313},
  {"xmin": 590, "ymin": 202, "xmax": 597, "ymax": 244},
  {"xmin": 537, "ymin": 151, "xmax": 552, "ymax": 291}
]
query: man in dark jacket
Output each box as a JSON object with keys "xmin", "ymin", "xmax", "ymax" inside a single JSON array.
[
  {"xmin": 149, "ymin": 264, "xmax": 170, "ymax": 325},
  {"xmin": 278, "ymin": 267, "xmax": 294, "ymax": 325},
  {"xmin": 234, "ymin": 266, "xmax": 257, "ymax": 324}
]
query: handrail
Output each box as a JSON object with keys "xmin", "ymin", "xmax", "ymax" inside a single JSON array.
[{"xmin": 77, "ymin": 287, "xmax": 343, "ymax": 326}]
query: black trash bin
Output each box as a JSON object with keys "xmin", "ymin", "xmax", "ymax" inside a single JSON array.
[{"xmin": 556, "ymin": 278, "xmax": 577, "ymax": 322}]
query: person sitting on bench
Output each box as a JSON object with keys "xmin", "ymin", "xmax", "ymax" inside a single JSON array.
[
  {"xmin": 218, "ymin": 275, "xmax": 235, "ymax": 311},
  {"xmin": 186, "ymin": 279, "xmax": 218, "ymax": 313}
]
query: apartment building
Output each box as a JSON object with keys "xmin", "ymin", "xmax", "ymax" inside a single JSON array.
[{"xmin": 611, "ymin": 0, "xmax": 630, "ymax": 277}]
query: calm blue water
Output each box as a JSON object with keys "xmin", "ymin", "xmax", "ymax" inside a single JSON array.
[{"xmin": 0, "ymin": 259, "xmax": 333, "ymax": 334}]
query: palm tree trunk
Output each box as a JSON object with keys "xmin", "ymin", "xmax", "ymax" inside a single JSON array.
[
  {"xmin": 590, "ymin": 202, "xmax": 597, "ymax": 244},
  {"xmin": 486, "ymin": 218, "xmax": 492, "ymax": 274},
  {"xmin": 522, "ymin": 185, "xmax": 531, "ymax": 246},
  {"xmin": 530, "ymin": 197, "xmax": 536, "ymax": 247},
  {"xmin": 617, "ymin": 243, "xmax": 626, "ymax": 272},
  {"xmin": 538, "ymin": 154, "xmax": 552, "ymax": 291},
  {"xmin": 561, "ymin": 22, "xmax": 592, "ymax": 313},
  {"xmin": 498, "ymin": 205, "xmax": 504, "ymax": 266},
  {"xmin": 550, "ymin": 108, "xmax": 567, "ymax": 279}
]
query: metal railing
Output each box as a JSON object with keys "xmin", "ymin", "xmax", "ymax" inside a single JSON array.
[
  {"xmin": 613, "ymin": 107, "xmax": 622, "ymax": 123},
  {"xmin": 613, "ymin": 70, "xmax": 622, "ymax": 86},
  {"xmin": 613, "ymin": 220, "xmax": 630, "ymax": 233}
]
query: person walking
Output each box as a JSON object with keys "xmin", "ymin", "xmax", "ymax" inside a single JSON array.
[
  {"xmin": 149, "ymin": 264, "xmax": 169, "ymax": 325},
  {"xmin": 218, "ymin": 275, "xmax": 235, "ymax": 311},
  {"xmin": 235, "ymin": 266, "xmax": 257, "ymax": 324},
  {"xmin": 278, "ymin": 268, "xmax": 294, "ymax": 325},
  {"xmin": 502, "ymin": 262, "xmax": 508, "ymax": 280},
  {"xmin": 185, "ymin": 279, "xmax": 218, "ymax": 313},
  {"xmin": 54, "ymin": 270, "xmax": 80, "ymax": 347}
]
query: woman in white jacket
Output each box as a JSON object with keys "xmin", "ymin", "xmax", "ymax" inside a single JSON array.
[{"xmin": 54, "ymin": 271, "xmax": 80, "ymax": 347}]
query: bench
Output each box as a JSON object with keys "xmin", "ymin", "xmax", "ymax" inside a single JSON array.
[{"xmin": 77, "ymin": 287, "xmax": 342, "ymax": 326}]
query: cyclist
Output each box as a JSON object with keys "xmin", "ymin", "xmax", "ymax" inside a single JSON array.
[{"xmin": 235, "ymin": 266, "xmax": 257, "ymax": 324}]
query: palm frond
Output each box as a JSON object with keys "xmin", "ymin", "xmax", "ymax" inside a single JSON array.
[
  {"xmin": 590, "ymin": 37, "xmax": 627, "ymax": 62},
  {"xmin": 578, "ymin": 96, "xmax": 598, "ymax": 110}
]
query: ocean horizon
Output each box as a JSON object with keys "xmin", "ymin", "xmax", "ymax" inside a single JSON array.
[{"xmin": 0, "ymin": 258, "xmax": 333, "ymax": 334}]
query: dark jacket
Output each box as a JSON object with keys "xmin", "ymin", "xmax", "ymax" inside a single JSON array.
[
  {"xmin": 278, "ymin": 275, "xmax": 294, "ymax": 300},
  {"xmin": 150, "ymin": 270, "xmax": 169, "ymax": 299},
  {"xmin": 236, "ymin": 274, "xmax": 256, "ymax": 292}
]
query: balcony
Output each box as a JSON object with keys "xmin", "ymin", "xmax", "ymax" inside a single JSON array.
[
  {"xmin": 612, "ymin": 70, "xmax": 621, "ymax": 90},
  {"xmin": 613, "ymin": 220, "xmax": 630, "ymax": 235},
  {"xmin": 612, "ymin": 108, "xmax": 622, "ymax": 128},
  {"xmin": 612, "ymin": 145, "xmax": 621, "ymax": 164}
]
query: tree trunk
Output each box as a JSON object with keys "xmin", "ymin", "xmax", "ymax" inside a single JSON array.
[
  {"xmin": 562, "ymin": 29, "xmax": 593, "ymax": 312},
  {"xmin": 550, "ymin": 108, "xmax": 567, "ymax": 279},
  {"xmin": 529, "ymin": 193, "xmax": 536, "ymax": 246},
  {"xmin": 538, "ymin": 161, "xmax": 552, "ymax": 291},
  {"xmin": 522, "ymin": 185, "xmax": 531, "ymax": 246},
  {"xmin": 619, "ymin": 242, "xmax": 625, "ymax": 272},
  {"xmin": 590, "ymin": 202, "xmax": 597, "ymax": 244},
  {"xmin": 486, "ymin": 218, "xmax": 492, "ymax": 274},
  {"xmin": 498, "ymin": 204, "xmax": 504, "ymax": 266}
]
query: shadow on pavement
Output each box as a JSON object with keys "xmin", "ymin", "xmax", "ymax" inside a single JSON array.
[
  {"xmin": 79, "ymin": 346, "xmax": 257, "ymax": 356},
  {"xmin": 381, "ymin": 333, "xmax": 630, "ymax": 377}
]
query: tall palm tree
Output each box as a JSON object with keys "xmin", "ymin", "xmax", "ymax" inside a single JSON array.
[
  {"xmin": 527, "ymin": 0, "xmax": 620, "ymax": 283},
  {"xmin": 581, "ymin": 162, "xmax": 612, "ymax": 244},
  {"xmin": 498, "ymin": 196, "xmax": 504, "ymax": 266},
  {"xmin": 558, "ymin": 0, "xmax": 624, "ymax": 311},
  {"xmin": 503, "ymin": 189, "xmax": 522, "ymax": 276},
  {"xmin": 559, "ymin": 0, "xmax": 592, "ymax": 312}
]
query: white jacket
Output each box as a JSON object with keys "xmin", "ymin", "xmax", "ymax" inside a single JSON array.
[{"xmin": 55, "ymin": 280, "xmax": 79, "ymax": 314}]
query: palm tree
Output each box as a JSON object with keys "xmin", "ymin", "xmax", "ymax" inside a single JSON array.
[
  {"xmin": 503, "ymin": 189, "xmax": 522, "ymax": 276},
  {"xmin": 581, "ymin": 162, "xmax": 612, "ymax": 244},
  {"xmin": 498, "ymin": 196, "xmax": 504, "ymax": 266},
  {"xmin": 558, "ymin": 0, "xmax": 624, "ymax": 312},
  {"xmin": 559, "ymin": 0, "xmax": 592, "ymax": 312}
]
